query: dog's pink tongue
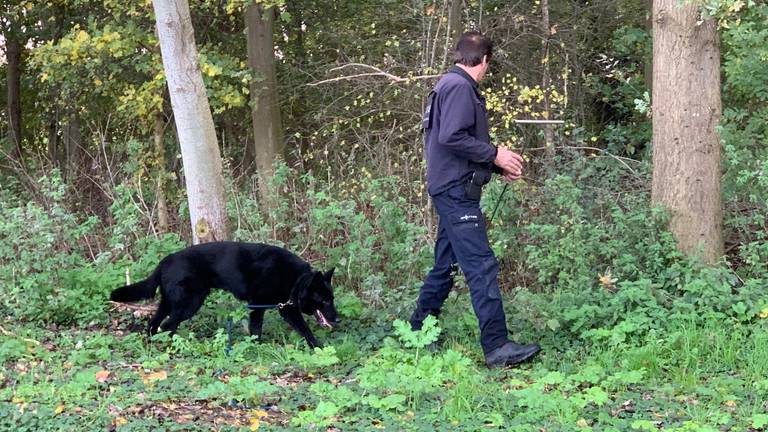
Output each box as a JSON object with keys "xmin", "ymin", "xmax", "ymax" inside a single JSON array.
[{"xmin": 315, "ymin": 310, "xmax": 332, "ymax": 328}]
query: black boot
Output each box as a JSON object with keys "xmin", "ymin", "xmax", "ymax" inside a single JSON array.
[
  {"xmin": 485, "ymin": 341, "xmax": 541, "ymax": 368},
  {"xmin": 409, "ymin": 307, "xmax": 440, "ymax": 331},
  {"xmin": 409, "ymin": 307, "xmax": 441, "ymax": 352}
]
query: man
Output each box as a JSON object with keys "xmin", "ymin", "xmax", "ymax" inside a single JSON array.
[{"xmin": 410, "ymin": 31, "xmax": 541, "ymax": 368}]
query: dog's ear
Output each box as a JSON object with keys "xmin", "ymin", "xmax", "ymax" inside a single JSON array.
[
  {"xmin": 291, "ymin": 272, "xmax": 315, "ymax": 307},
  {"xmin": 323, "ymin": 268, "xmax": 335, "ymax": 283},
  {"xmin": 313, "ymin": 271, "xmax": 325, "ymax": 286}
]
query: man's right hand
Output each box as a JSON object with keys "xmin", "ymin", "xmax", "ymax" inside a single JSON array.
[{"xmin": 495, "ymin": 146, "xmax": 524, "ymax": 178}]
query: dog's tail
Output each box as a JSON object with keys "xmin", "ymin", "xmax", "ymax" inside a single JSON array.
[{"xmin": 110, "ymin": 266, "xmax": 161, "ymax": 302}]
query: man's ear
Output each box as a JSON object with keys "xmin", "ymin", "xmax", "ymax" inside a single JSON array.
[{"xmin": 323, "ymin": 268, "xmax": 335, "ymax": 283}]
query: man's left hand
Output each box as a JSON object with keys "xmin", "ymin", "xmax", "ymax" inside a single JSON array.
[{"xmin": 502, "ymin": 169, "xmax": 523, "ymax": 183}]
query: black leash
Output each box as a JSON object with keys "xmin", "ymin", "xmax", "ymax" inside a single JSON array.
[
  {"xmin": 488, "ymin": 183, "xmax": 509, "ymax": 224},
  {"xmin": 225, "ymin": 300, "xmax": 294, "ymax": 356},
  {"xmin": 246, "ymin": 301, "xmax": 293, "ymax": 310},
  {"xmin": 489, "ymin": 135, "xmax": 530, "ymax": 225}
]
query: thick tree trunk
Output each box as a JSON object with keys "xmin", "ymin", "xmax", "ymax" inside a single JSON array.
[
  {"xmin": 154, "ymin": 111, "xmax": 169, "ymax": 234},
  {"xmin": 246, "ymin": 4, "xmax": 284, "ymax": 206},
  {"xmin": 6, "ymin": 34, "xmax": 23, "ymax": 161},
  {"xmin": 152, "ymin": 0, "xmax": 230, "ymax": 244},
  {"xmin": 449, "ymin": 0, "xmax": 462, "ymax": 42},
  {"xmin": 651, "ymin": 0, "xmax": 723, "ymax": 263}
]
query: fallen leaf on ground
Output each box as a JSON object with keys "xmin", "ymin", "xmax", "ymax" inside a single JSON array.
[
  {"xmin": 142, "ymin": 370, "xmax": 168, "ymax": 384},
  {"xmin": 95, "ymin": 370, "xmax": 110, "ymax": 383}
]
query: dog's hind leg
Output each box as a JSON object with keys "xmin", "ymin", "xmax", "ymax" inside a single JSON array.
[
  {"xmin": 248, "ymin": 309, "xmax": 266, "ymax": 341},
  {"xmin": 160, "ymin": 291, "xmax": 207, "ymax": 334},
  {"xmin": 278, "ymin": 307, "xmax": 321, "ymax": 349},
  {"xmin": 148, "ymin": 298, "xmax": 170, "ymax": 336}
]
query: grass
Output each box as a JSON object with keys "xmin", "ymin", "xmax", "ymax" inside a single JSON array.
[{"xmin": 1, "ymin": 291, "xmax": 768, "ymax": 431}]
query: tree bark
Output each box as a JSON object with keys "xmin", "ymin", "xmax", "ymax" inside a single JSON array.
[
  {"xmin": 285, "ymin": 0, "xmax": 309, "ymax": 169},
  {"xmin": 63, "ymin": 111, "xmax": 82, "ymax": 183},
  {"xmin": 246, "ymin": 4, "xmax": 284, "ymax": 206},
  {"xmin": 47, "ymin": 109, "xmax": 59, "ymax": 168},
  {"xmin": 152, "ymin": 0, "xmax": 230, "ymax": 244},
  {"xmin": 651, "ymin": 0, "xmax": 723, "ymax": 264},
  {"xmin": 644, "ymin": 0, "xmax": 653, "ymax": 93},
  {"xmin": 449, "ymin": 0, "xmax": 462, "ymax": 41},
  {"xmin": 541, "ymin": 0, "xmax": 555, "ymax": 162},
  {"xmin": 6, "ymin": 33, "xmax": 23, "ymax": 161},
  {"xmin": 154, "ymin": 111, "xmax": 169, "ymax": 234}
]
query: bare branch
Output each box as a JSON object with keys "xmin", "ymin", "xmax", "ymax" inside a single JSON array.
[{"xmin": 308, "ymin": 63, "xmax": 440, "ymax": 86}]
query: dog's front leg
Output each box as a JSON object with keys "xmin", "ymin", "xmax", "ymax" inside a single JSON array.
[
  {"xmin": 278, "ymin": 307, "xmax": 321, "ymax": 349},
  {"xmin": 248, "ymin": 309, "xmax": 266, "ymax": 341}
]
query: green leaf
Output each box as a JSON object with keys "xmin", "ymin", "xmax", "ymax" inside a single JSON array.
[{"xmin": 753, "ymin": 414, "xmax": 768, "ymax": 428}]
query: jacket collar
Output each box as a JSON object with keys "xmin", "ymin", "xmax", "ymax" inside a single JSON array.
[{"xmin": 447, "ymin": 65, "xmax": 478, "ymax": 88}]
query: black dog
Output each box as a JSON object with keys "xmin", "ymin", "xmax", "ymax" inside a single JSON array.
[{"xmin": 110, "ymin": 241, "xmax": 339, "ymax": 348}]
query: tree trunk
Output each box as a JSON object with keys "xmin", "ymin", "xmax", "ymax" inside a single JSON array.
[
  {"xmin": 246, "ymin": 4, "xmax": 284, "ymax": 206},
  {"xmin": 154, "ymin": 111, "xmax": 169, "ymax": 234},
  {"xmin": 541, "ymin": 0, "xmax": 555, "ymax": 162},
  {"xmin": 651, "ymin": 0, "xmax": 722, "ymax": 264},
  {"xmin": 152, "ymin": 0, "xmax": 230, "ymax": 244},
  {"xmin": 449, "ymin": 0, "xmax": 462, "ymax": 43},
  {"xmin": 47, "ymin": 109, "xmax": 59, "ymax": 168},
  {"xmin": 221, "ymin": 114, "xmax": 238, "ymax": 171},
  {"xmin": 63, "ymin": 111, "xmax": 82, "ymax": 183},
  {"xmin": 286, "ymin": 0, "xmax": 309, "ymax": 170},
  {"xmin": 6, "ymin": 34, "xmax": 23, "ymax": 161},
  {"xmin": 644, "ymin": 0, "xmax": 653, "ymax": 93}
]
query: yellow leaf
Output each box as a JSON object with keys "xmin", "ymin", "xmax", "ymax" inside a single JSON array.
[
  {"xmin": 115, "ymin": 417, "xmax": 128, "ymax": 426},
  {"xmin": 142, "ymin": 370, "xmax": 168, "ymax": 384},
  {"xmin": 75, "ymin": 30, "xmax": 89, "ymax": 43},
  {"xmin": 599, "ymin": 272, "xmax": 618, "ymax": 288},
  {"xmin": 253, "ymin": 409, "xmax": 268, "ymax": 418},
  {"xmin": 95, "ymin": 370, "xmax": 110, "ymax": 383},
  {"xmin": 725, "ymin": 400, "xmax": 737, "ymax": 407},
  {"xmin": 249, "ymin": 418, "xmax": 260, "ymax": 431},
  {"xmin": 55, "ymin": 405, "xmax": 65, "ymax": 414}
]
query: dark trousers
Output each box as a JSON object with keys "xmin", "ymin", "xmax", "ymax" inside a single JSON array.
[{"xmin": 411, "ymin": 184, "xmax": 509, "ymax": 355}]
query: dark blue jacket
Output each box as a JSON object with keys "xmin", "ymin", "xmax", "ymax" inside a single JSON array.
[{"xmin": 423, "ymin": 66, "xmax": 497, "ymax": 196}]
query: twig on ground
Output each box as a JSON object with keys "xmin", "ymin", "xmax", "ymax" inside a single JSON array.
[
  {"xmin": 108, "ymin": 301, "xmax": 158, "ymax": 313},
  {"xmin": 0, "ymin": 325, "xmax": 41, "ymax": 345}
]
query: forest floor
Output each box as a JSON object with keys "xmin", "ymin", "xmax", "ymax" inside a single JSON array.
[{"xmin": 2, "ymin": 291, "xmax": 767, "ymax": 431}]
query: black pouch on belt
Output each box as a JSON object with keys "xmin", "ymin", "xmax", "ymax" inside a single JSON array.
[{"xmin": 464, "ymin": 162, "xmax": 492, "ymax": 200}]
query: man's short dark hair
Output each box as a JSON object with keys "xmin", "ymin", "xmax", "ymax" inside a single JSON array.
[{"xmin": 454, "ymin": 31, "xmax": 493, "ymax": 67}]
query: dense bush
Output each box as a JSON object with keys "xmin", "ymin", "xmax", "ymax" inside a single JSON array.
[
  {"xmin": 0, "ymin": 171, "xmax": 183, "ymax": 324},
  {"xmin": 4, "ymin": 160, "xmax": 766, "ymax": 354}
]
